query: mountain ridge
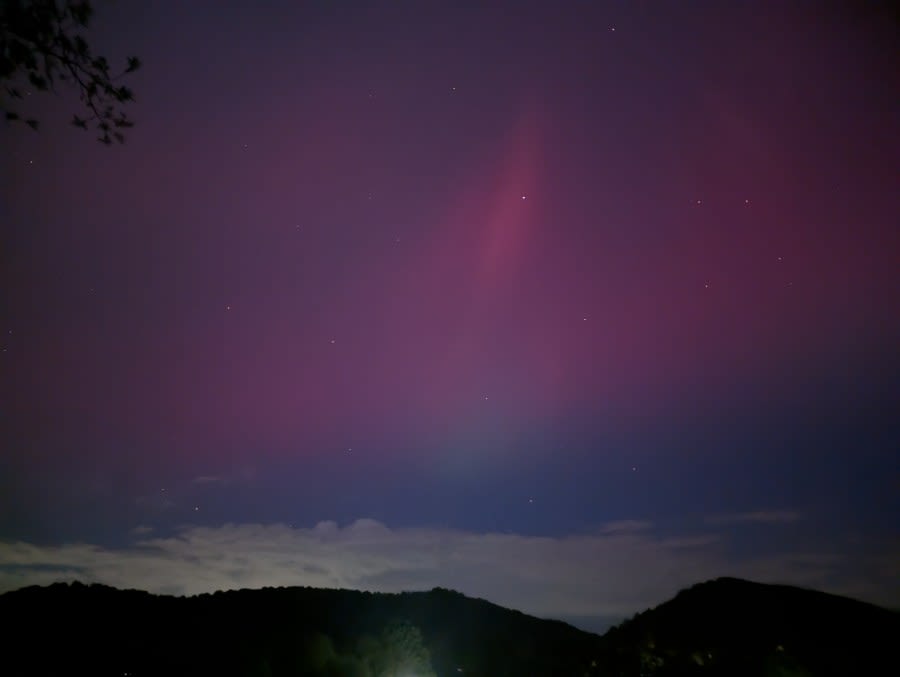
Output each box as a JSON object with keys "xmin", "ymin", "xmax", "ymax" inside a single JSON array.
[{"xmin": 1, "ymin": 577, "xmax": 896, "ymax": 675}]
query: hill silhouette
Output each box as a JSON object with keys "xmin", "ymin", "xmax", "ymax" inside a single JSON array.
[
  {"xmin": 0, "ymin": 582, "xmax": 603, "ymax": 676},
  {"xmin": 596, "ymin": 577, "xmax": 898, "ymax": 675},
  {"xmin": 0, "ymin": 577, "xmax": 896, "ymax": 675}
]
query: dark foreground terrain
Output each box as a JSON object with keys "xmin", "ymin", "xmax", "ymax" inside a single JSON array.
[
  {"xmin": 0, "ymin": 577, "xmax": 895, "ymax": 676},
  {"xmin": 596, "ymin": 577, "xmax": 898, "ymax": 676}
]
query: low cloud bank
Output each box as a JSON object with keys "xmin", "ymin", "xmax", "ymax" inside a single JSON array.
[{"xmin": 1, "ymin": 519, "xmax": 896, "ymax": 622}]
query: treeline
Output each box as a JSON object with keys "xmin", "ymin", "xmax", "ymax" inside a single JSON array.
[
  {"xmin": 2, "ymin": 578, "xmax": 895, "ymax": 675},
  {"xmin": 593, "ymin": 578, "xmax": 900, "ymax": 676},
  {"xmin": 0, "ymin": 582, "xmax": 603, "ymax": 676}
]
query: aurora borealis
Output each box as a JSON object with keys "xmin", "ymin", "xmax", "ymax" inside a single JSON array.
[{"xmin": 1, "ymin": 1, "xmax": 898, "ymax": 629}]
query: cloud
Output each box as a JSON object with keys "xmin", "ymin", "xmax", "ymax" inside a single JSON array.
[
  {"xmin": 0, "ymin": 518, "xmax": 895, "ymax": 623},
  {"xmin": 705, "ymin": 510, "xmax": 802, "ymax": 526}
]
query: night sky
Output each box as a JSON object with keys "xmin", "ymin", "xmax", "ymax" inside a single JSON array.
[{"xmin": 2, "ymin": 1, "xmax": 898, "ymax": 630}]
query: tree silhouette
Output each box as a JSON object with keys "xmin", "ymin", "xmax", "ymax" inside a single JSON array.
[
  {"xmin": 1, "ymin": 0, "xmax": 140, "ymax": 143},
  {"xmin": 376, "ymin": 620, "xmax": 435, "ymax": 677}
]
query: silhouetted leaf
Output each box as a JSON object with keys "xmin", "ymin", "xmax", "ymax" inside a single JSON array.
[
  {"xmin": 70, "ymin": 1, "xmax": 94, "ymax": 26},
  {"xmin": 28, "ymin": 72, "xmax": 48, "ymax": 90},
  {"xmin": 74, "ymin": 35, "xmax": 89, "ymax": 56}
]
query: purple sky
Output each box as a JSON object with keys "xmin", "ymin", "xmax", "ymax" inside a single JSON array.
[{"xmin": 1, "ymin": 1, "xmax": 898, "ymax": 629}]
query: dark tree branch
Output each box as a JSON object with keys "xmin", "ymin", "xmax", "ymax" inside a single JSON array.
[{"xmin": 1, "ymin": 0, "xmax": 140, "ymax": 143}]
